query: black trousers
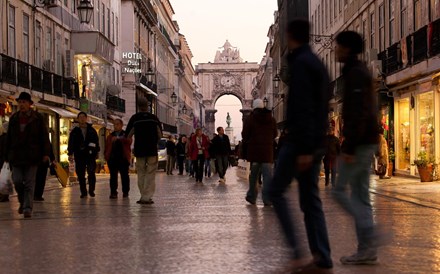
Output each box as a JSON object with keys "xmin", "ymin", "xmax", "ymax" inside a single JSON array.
[
  {"xmin": 192, "ymin": 155, "xmax": 205, "ymax": 182},
  {"xmin": 177, "ymin": 155, "xmax": 185, "ymax": 174},
  {"xmin": 109, "ymin": 160, "xmax": 130, "ymax": 195},
  {"xmin": 34, "ymin": 162, "xmax": 49, "ymax": 199},
  {"xmin": 75, "ymin": 157, "xmax": 96, "ymax": 195}
]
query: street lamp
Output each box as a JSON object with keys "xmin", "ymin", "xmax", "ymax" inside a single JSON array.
[
  {"xmin": 190, "ymin": 112, "xmax": 194, "ymax": 119},
  {"xmin": 182, "ymin": 105, "xmax": 187, "ymax": 115},
  {"xmin": 77, "ymin": 0, "xmax": 94, "ymax": 24},
  {"xmin": 170, "ymin": 92, "xmax": 177, "ymax": 106},
  {"xmin": 273, "ymin": 73, "xmax": 280, "ymax": 89},
  {"xmin": 146, "ymin": 67, "xmax": 154, "ymax": 83},
  {"xmin": 263, "ymin": 97, "xmax": 268, "ymax": 108}
]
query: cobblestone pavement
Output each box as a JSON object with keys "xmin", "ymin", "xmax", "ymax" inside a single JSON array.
[{"xmin": 0, "ymin": 169, "xmax": 439, "ymax": 274}]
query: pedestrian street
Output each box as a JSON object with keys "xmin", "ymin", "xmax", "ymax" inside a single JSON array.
[{"xmin": 0, "ymin": 170, "xmax": 438, "ymax": 274}]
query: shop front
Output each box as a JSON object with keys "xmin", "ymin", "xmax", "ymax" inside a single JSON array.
[{"xmin": 393, "ymin": 80, "xmax": 438, "ymax": 176}]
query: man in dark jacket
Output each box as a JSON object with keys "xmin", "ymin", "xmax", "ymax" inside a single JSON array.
[
  {"xmin": 242, "ymin": 99, "xmax": 277, "ymax": 206},
  {"xmin": 165, "ymin": 135, "xmax": 176, "ymax": 175},
  {"xmin": 104, "ymin": 119, "xmax": 131, "ymax": 199},
  {"xmin": 266, "ymin": 20, "xmax": 333, "ymax": 273},
  {"xmin": 331, "ymin": 31, "xmax": 387, "ymax": 266},
  {"xmin": 323, "ymin": 128, "xmax": 341, "ymax": 187},
  {"xmin": 5, "ymin": 92, "xmax": 51, "ymax": 218},
  {"xmin": 125, "ymin": 98, "xmax": 162, "ymax": 205},
  {"xmin": 68, "ymin": 112, "xmax": 100, "ymax": 198},
  {"xmin": 211, "ymin": 127, "xmax": 231, "ymax": 183}
]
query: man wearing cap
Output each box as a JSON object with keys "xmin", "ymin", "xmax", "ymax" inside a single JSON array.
[
  {"xmin": 242, "ymin": 99, "xmax": 277, "ymax": 206},
  {"xmin": 125, "ymin": 98, "xmax": 162, "ymax": 205},
  {"xmin": 5, "ymin": 92, "xmax": 50, "ymax": 218}
]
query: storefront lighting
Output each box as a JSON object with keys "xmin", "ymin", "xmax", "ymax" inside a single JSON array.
[
  {"xmin": 77, "ymin": 0, "xmax": 94, "ymax": 24},
  {"xmin": 171, "ymin": 92, "xmax": 177, "ymax": 106}
]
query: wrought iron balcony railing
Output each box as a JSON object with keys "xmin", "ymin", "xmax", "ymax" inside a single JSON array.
[{"xmin": 106, "ymin": 94, "xmax": 125, "ymax": 113}]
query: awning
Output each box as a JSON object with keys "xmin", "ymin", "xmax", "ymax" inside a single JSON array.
[
  {"xmin": 34, "ymin": 103, "xmax": 76, "ymax": 118},
  {"xmin": 65, "ymin": 107, "xmax": 105, "ymax": 125}
]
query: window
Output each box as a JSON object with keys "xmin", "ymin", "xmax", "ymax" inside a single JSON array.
[
  {"xmin": 431, "ymin": 0, "xmax": 440, "ymax": 20},
  {"xmin": 56, "ymin": 33, "xmax": 62, "ymax": 75},
  {"xmin": 370, "ymin": 12, "xmax": 375, "ymax": 49},
  {"xmin": 116, "ymin": 17, "xmax": 119, "ymax": 46},
  {"xmin": 71, "ymin": 0, "xmax": 76, "ymax": 14},
  {"xmin": 23, "ymin": 14, "xmax": 29, "ymax": 62},
  {"xmin": 334, "ymin": 0, "xmax": 337, "ymax": 18},
  {"xmin": 8, "ymin": 5, "xmax": 16, "ymax": 58},
  {"xmin": 325, "ymin": 0, "xmax": 328, "ymax": 29},
  {"xmin": 35, "ymin": 21, "xmax": 42, "ymax": 67},
  {"xmin": 96, "ymin": 1, "xmax": 100, "ymax": 31},
  {"xmin": 45, "ymin": 27, "xmax": 52, "ymax": 65},
  {"xmin": 111, "ymin": 12, "xmax": 114, "ymax": 42},
  {"xmin": 414, "ymin": 0, "xmax": 422, "ymax": 30},
  {"xmin": 107, "ymin": 8, "xmax": 110, "ymax": 38},
  {"xmin": 339, "ymin": 0, "xmax": 342, "ymax": 12},
  {"xmin": 318, "ymin": 5, "xmax": 321, "ymax": 34},
  {"xmin": 64, "ymin": 0, "xmax": 68, "ymax": 7},
  {"xmin": 321, "ymin": 4, "xmax": 324, "ymax": 33},
  {"xmin": 102, "ymin": 3, "xmax": 105, "ymax": 34},
  {"xmin": 362, "ymin": 19, "xmax": 368, "ymax": 50},
  {"xmin": 330, "ymin": 0, "xmax": 333, "ymax": 24},
  {"xmin": 116, "ymin": 69, "xmax": 119, "ymax": 84},
  {"xmin": 389, "ymin": 0, "xmax": 395, "ymax": 45},
  {"xmin": 379, "ymin": 4, "xmax": 385, "ymax": 51},
  {"xmin": 401, "ymin": 0, "xmax": 408, "ymax": 38}
]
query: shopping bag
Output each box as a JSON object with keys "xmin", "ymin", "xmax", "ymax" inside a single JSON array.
[
  {"xmin": 54, "ymin": 162, "xmax": 69, "ymax": 187},
  {"xmin": 0, "ymin": 163, "xmax": 13, "ymax": 195}
]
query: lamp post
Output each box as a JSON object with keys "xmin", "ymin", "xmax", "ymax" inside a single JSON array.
[
  {"xmin": 77, "ymin": 0, "xmax": 94, "ymax": 24},
  {"xmin": 263, "ymin": 97, "xmax": 268, "ymax": 108},
  {"xmin": 171, "ymin": 92, "xmax": 177, "ymax": 106},
  {"xmin": 273, "ymin": 73, "xmax": 280, "ymax": 89},
  {"xmin": 182, "ymin": 105, "xmax": 187, "ymax": 115}
]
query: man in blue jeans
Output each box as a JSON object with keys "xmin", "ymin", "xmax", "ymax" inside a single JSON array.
[
  {"xmin": 267, "ymin": 20, "xmax": 333, "ymax": 273},
  {"xmin": 332, "ymin": 31, "xmax": 390, "ymax": 265}
]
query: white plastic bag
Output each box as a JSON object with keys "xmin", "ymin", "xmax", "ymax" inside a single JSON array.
[{"xmin": 0, "ymin": 162, "xmax": 13, "ymax": 195}]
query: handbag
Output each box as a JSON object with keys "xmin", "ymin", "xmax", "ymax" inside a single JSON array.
[
  {"xmin": 377, "ymin": 163, "xmax": 387, "ymax": 176},
  {"xmin": 0, "ymin": 163, "xmax": 13, "ymax": 195},
  {"xmin": 228, "ymin": 155, "xmax": 238, "ymax": 167}
]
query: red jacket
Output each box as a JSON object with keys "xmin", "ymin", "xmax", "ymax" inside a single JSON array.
[
  {"xmin": 189, "ymin": 134, "xmax": 210, "ymax": 160},
  {"xmin": 104, "ymin": 130, "xmax": 132, "ymax": 163}
]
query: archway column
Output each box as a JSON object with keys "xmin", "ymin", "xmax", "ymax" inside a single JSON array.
[
  {"xmin": 240, "ymin": 108, "xmax": 252, "ymax": 123},
  {"xmin": 205, "ymin": 109, "xmax": 217, "ymax": 137}
]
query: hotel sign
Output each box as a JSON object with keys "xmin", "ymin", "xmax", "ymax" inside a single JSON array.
[{"xmin": 122, "ymin": 52, "xmax": 142, "ymax": 74}]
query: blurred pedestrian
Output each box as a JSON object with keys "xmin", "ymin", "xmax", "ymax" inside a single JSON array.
[
  {"xmin": 267, "ymin": 20, "xmax": 333, "ymax": 273},
  {"xmin": 126, "ymin": 98, "xmax": 162, "ymax": 205},
  {"xmin": 6, "ymin": 92, "xmax": 51, "ymax": 218},
  {"xmin": 34, "ymin": 142, "xmax": 55, "ymax": 201},
  {"xmin": 68, "ymin": 112, "xmax": 100, "ymax": 198},
  {"xmin": 332, "ymin": 31, "xmax": 389, "ymax": 265},
  {"xmin": 377, "ymin": 129, "xmax": 390, "ymax": 179},
  {"xmin": 0, "ymin": 122, "xmax": 9, "ymax": 202},
  {"xmin": 211, "ymin": 127, "xmax": 231, "ymax": 183},
  {"xmin": 176, "ymin": 136, "xmax": 187, "ymax": 175},
  {"xmin": 189, "ymin": 128, "xmax": 209, "ymax": 183},
  {"xmin": 242, "ymin": 98, "xmax": 277, "ymax": 206},
  {"xmin": 166, "ymin": 135, "xmax": 176, "ymax": 175},
  {"xmin": 104, "ymin": 119, "xmax": 131, "ymax": 199},
  {"xmin": 186, "ymin": 133, "xmax": 194, "ymax": 177},
  {"xmin": 323, "ymin": 127, "xmax": 341, "ymax": 187}
]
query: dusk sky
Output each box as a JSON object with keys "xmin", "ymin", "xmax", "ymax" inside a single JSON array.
[{"xmin": 172, "ymin": 0, "xmax": 278, "ymax": 140}]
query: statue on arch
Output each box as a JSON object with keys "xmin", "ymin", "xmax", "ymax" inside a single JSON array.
[{"xmin": 226, "ymin": 112, "xmax": 231, "ymax": 128}]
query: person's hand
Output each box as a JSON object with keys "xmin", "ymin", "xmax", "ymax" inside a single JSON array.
[
  {"xmin": 68, "ymin": 155, "xmax": 74, "ymax": 162},
  {"xmin": 43, "ymin": 156, "xmax": 50, "ymax": 163},
  {"xmin": 297, "ymin": 155, "xmax": 313, "ymax": 171},
  {"xmin": 342, "ymin": 153, "xmax": 355, "ymax": 163}
]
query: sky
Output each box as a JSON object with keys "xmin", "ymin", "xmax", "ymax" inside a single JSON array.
[{"xmin": 171, "ymin": 0, "xmax": 278, "ymax": 141}]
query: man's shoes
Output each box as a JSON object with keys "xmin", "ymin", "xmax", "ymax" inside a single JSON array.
[
  {"xmin": 263, "ymin": 202, "xmax": 272, "ymax": 207},
  {"xmin": 245, "ymin": 196, "xmax": 256, "ymax": 205},
  {"xmin": 89, "ymin": 192, "xmax": 95, "ymax": 197},
  {"xmin": 80, "ymin": 194, "xmax": 87, "ymax": 198},
  {"xmin": 123, "ymin": 193, "xmax": 129, "ymax": 198},
  {"xmin": 136, "ymin": 199, "xmax": 154, "ymax": 205},
  {"xmin": 379, "ymin": 176, "xmax": 391, "ymax": 179},
  {"xmin": 109, "ymin": 194, "xmax": 118, "ymax": 199},
  {"xmin": 34, "ymin": 197, "xmax": 44, "ymax": 201},
  {"xmin": 219, "ymin": 178, "xmax": 225, "ymax": 183},
  {"xmin": 340, "ymin": 250, "xmax": 378, "ymax": 265},
  {"xmin": 293, "ymin": 263, "xmax": 333, "ymax": 273},
  {"xmin": 23, "ymin": 210, "xmax": 32, "ymax": 218},
  {"xmin": 18, "ymin": 206, "xmax": 23, "ymax": 214}
]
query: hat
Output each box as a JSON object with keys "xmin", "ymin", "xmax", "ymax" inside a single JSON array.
[
  {"xmin": 16, "ymin": 92, "xmax": 33, "ymax": 104},
  {"xmin": 252, "ymin": 99, "xmax": 264, "ymax": 109}
]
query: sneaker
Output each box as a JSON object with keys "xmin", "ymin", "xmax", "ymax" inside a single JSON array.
[
  {"xmin": 245, "ymin": 196, "xmax": 256, "ymax": 205},
  {"xmin": 340, "ymin": 251, "xmax": 378, "ymax": 265},
  {"xmin": 23, "ymin": 210, "xmax": 32, "ymax": 218}
]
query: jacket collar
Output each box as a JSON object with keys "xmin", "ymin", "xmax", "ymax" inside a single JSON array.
[{"xmin": 287, "ymin": 44, "xmax": 311, "ymax": 60}]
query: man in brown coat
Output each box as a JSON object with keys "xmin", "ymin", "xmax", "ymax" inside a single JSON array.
[{"xmin": 242, "ymin": 99, "xmax": 277, "ymax": 206}]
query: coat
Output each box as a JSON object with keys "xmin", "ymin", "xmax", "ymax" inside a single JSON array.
[
  {"xmin": 324, "ymin": 134, "xmax": 341, "ymax": 159},
  {"xmin": 189, "ymin": 134, "xmax": 210, "ymax": 160},
  {"xmin": 377, "ymin": 134, "xmax": 388, "ymax": 165},
  {"xmin": 6, "ymin": 110, "xmax": 50, "ymax": 166},
  {"xmin": 68, "ymin": 124, "xmax": 100, "ymax": 160},
  {"xmin": 211, "ymin": 134, "xmax": 231, "ymax": 157},
  {"xmin": 104, "ymin": 130, "xmax": 132, "ymax": 163},
  {"xmin": 242, "ymin": 108, "xmax": 277, "ymax": 163}
]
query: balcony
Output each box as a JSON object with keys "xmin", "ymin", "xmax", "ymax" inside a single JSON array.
[
  {"xmin": 31, "ymin": 66, "xmax": 43, "ymax": 92},
  {"xmin": 413, "ymin": 26, "xmax": 428, "ymax": 64},
  {"xmin": 431, "ymin": 18, "xmax": 440, "ymax": 57},
  {"xmin": 106, "ymin": 94, "xmax": 125, "ymax": 113},
  {"xmin": 17, "ymin": 60, "xmax": 30, "ymax": 89},
  {"xmin": 0, "ymin": 54, "xmax": 17, "ymax": 85}
]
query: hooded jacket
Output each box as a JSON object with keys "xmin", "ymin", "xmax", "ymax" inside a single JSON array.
[{"xmin": 242, "ymin": 108, "xmax": 278, "ymax": 163}]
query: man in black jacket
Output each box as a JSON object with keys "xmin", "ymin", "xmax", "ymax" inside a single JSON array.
[
  {"xmin": 332, "ymin": 31, "xmax": 387, "ymax": 266},
  {"xmin": 267, "ymin": 20, "xmax": 333, "ymax": 273},
  {"xmin": 211, "ymin": 127, "xmax": 231, "ymax": 183},
  {"xmin": 68, "ymin": 112, "xmax": 100, "ymax": 198},
  {"xmin": 125, "ymin": 98, "xmax": 162, "ymax": 205}
]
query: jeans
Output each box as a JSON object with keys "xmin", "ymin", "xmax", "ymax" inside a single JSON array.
[
  {"xmin": 323, "ymin": 156, "xmax": 337, "ymax": 186},
  {"xmin": 136, "ymin": 156, "xmax": 158, "ymax": 201},
  {"xmin": 332, "ymin": 145, "xmax": 377, "ymax": 252},
  {"xmin": 186, "ymin": 159, "xmax": 193, "ymax": 176},
  {"xmin": 204, "ymin": 159, "xmax": 211, "ymax": 177},
  {"xmin": 216, "ymin": 155, "xmax": 229, "ymax": 179},
  {"xmin": 12, "ymin": 165, "xmax": 38, "ymax": 211},
  {"xmin": 109, "ymin": 160, "xmax": 130, "ymax": 195},
  {"xmin": 177, "ymin": 155, "xmax": 185, "ymax": 174},
  {"xmin": 267, "ymin": 142, "xmax": 332, "ymax": 268},
  {"xmin": 75, "ymin": 157, "xmax": 96, "ymax": 195},
  {"xmin": 193, "ymin": 155, "xmax": 205, "ymax": 182},
  {"xmin": 34, "ymin": 162, "xmax": 49, "ymax": 199},
  {"xmin": 166, "ymin": 155, "xmax": 175, "ymax": 175},
  {"xmin": 247, "ymin": 162, "xmax": 273, "ymax": 204}
]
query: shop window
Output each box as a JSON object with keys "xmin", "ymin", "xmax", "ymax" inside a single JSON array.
[
  {"xmin": 60, "ymin": 119, "xmax": 70, "ymax": 162},
  {"xmin": 418, "ymin": 92, "xmax": 435, "ymax": 159},
  {"xmin": 397, "ymin": 98, "xmax": 410, "ymax": 171}
]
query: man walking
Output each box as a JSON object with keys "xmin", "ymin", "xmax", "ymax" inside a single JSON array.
[
  {"xmin": 68, "ymin": 112, "xmax": 100, "ymax": 198},
  {"xmin": 332, "ymin": 31, "xmax": 389, "ymax": 265},
  {"xmin": 323, "ymin": 127, "xmax": 340, "ymax": 187},
  {"xmin": 242, "ymin": 99, "xmax": 277, "ymax": 206},
  {"xmin": 125, "ymin": 98, "xmax": 162, "ymax": 205},
  {"xmin": 267, "ymin": 20, "xmax": 333, "ymax": 273},
  {"xmin": 176, "ymin": 136, "xmax": 187, "ymax": 175},
  {"xmin": 105, "ymin": 119, "xmax": 131, "ymax": 199},
  {"xmin": 211, "ymin": 127, "xmax": 231, "ymax": 183},
  {"xmin": 165, "ymin": 135, "xmax": 176, "ymax": 175},
  {"xmin": 6, "ymin": 92, "xmax": 50, "ymax": 218}
]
